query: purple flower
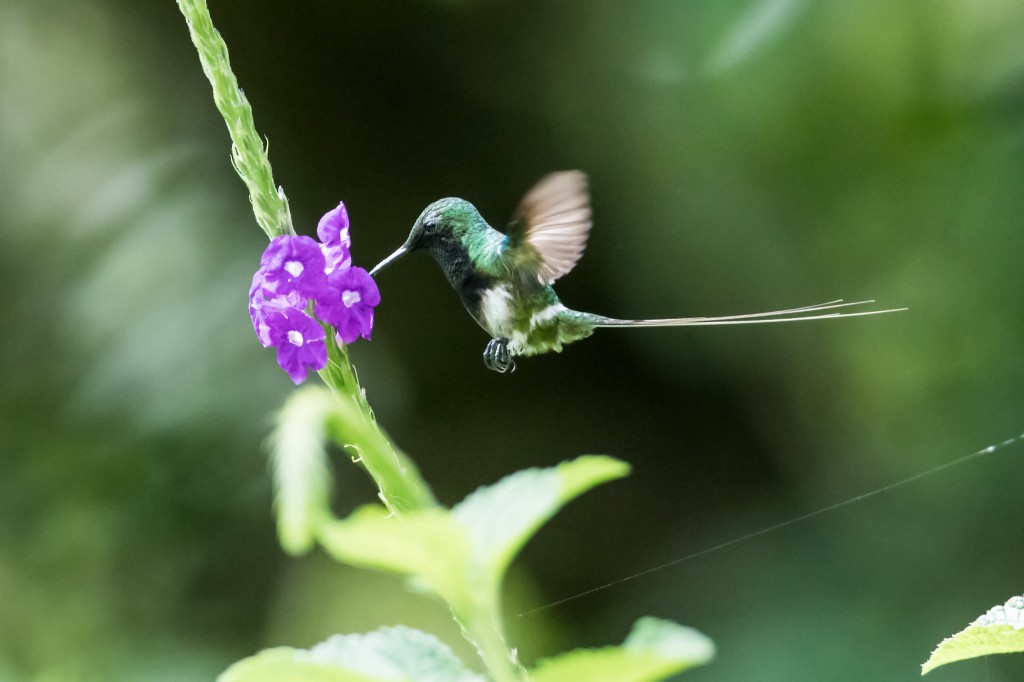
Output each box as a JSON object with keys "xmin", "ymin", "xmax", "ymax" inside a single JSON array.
[
  {"xmin": 316, "ymin": 267, "xmax": 380, "ymax": 344},
  {"xmin": 317, "ymin": 202, "xmax": 352, "ymax": 274},
  {"xmin": 249, "ymin": 201, "xmax": 381, "ymax": 383},
  {"xmin": 259, "ymin": 235, "xmax": 329, "ymax": 298},
  {"xmin": 264, "ymin": 307, "xmax": 328, "ymax": 384}
]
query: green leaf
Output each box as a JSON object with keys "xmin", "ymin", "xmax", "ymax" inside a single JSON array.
[
  {"xmin": 530, "ymin": 617, "xmax": 714, "ymax": 682},
  {"xmin": 319, "ymin": 456, "xmax": 627, "ymax": 606},
  {"xmin": 308, "ymin": 627, "xmax": 486, "ymax": 682},
  {"xmin": 922, "ymin": 595, "xmax": 1024, "ymax": 674},
  {"xmin": 270, "ymin": 387, "xmax": 336, "ymax": 555},
  {"xmin": 451, "ymin": 455, "xmax": 630, "ymax": 581},
  {"xmin": 317, "ymin": 505, "xmax": 472, "ymax": 606},
  {"xmin": 220, "ymin": 627, "xmax": 485, "ymax": 682},
  {"xmin": 218, "ymin": 647, "xmax": 380, "ymax": 682}
]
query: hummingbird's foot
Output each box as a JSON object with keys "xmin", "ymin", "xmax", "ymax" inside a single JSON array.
[{"xmin": 483, "ymin": 338, "xmax": 516, "ymax": 374}]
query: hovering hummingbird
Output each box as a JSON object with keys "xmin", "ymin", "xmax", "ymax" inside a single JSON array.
[{"xmin": 370, "ymin": 171, "xmax": 902, "ymax": 373}]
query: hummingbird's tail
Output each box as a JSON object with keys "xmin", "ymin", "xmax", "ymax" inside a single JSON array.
[{"xmin": 579, "ymin": 299, "xmax": 906, "ymax": 328}]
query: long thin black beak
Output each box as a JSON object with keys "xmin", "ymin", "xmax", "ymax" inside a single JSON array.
[{"xmin": 369, "ymin": 245, "xmax": 409, "ymax": 277}]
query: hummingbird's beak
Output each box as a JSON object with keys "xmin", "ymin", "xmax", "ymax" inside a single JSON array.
[{"xmin": 369, "ymin": 245, "xmax": 409, "ymax": 277}]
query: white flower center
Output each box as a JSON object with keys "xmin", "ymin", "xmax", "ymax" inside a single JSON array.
[
  {"xmin": 284, "ymin": 260, "xmax": 304, "ymax": 278},
  {"xmin": 287, "ymin": 330, "xmax": 304, "ymax": 346},
  {"xmin": 342, "ymin": 290, "xmax": 361, "ymax": 308}
]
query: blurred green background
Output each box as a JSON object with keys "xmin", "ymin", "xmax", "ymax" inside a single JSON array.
[{"xmin": 3, "ymin": 0, "xmax": 1024, "ymax": 679}]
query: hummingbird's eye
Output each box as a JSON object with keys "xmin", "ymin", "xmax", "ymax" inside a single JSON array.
[{"xmin": 423, "ymin": 220, "xmax": 437, "ymax": 233}]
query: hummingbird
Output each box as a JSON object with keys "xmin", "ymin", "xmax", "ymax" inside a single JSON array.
[{"xmin": 369, "ymin": 171, "xmax": 903, "ymax": 373}]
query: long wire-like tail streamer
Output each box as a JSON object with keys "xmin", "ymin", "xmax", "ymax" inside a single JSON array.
[{"xmin": 591, "ymin": 299, "xmax": 906, "ymax": 327}]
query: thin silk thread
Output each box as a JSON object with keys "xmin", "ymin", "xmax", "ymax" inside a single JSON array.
[{"xmin": 518, "ymin": 431, "xmax": 1024, "ymax": 618}]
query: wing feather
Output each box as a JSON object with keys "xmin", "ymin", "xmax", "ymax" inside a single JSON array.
[{"xmin": 507, "ymin": 171, "xmax": 592, "ymax": 285}]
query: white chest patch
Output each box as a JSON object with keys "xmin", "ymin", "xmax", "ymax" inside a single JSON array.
[
  {"xmin": 480, "ymin": 284, "xmax": 530, "ymax": 352},
  {"xmin": 480, "ymin": 285, "xmax": 514, "ymax": 334}
]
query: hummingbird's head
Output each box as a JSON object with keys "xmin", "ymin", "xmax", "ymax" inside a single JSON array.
[{"xmin": 369, "ymin": 198, "xmax": 483, "ymax": 276}]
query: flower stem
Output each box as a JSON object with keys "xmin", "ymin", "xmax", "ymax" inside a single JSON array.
[
  {"xmin": 459, "ymin": 594, "xmax": 527, "ymax": 682},
  {"xmin": 321, "ymin": 344, "xmax": 436, "ymax": 514},
  {"xmin": 176, "ymin": 0, "xmax": 293, "ymax": 239}
]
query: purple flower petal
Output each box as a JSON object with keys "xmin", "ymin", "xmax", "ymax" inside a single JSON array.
[
  {"xmin": 249, "ymin": 290, "xmax": 276, "ymax": 347},
  {"xmin": 249, "ymin": 269, "xmax": 308, "ymax": 347},
  {"xmin": 315, "ymin": 266, "xmax": 381, "ymax": 344},
  {"xmin": 265, "ymin": 308, "xmax": 327, "ymax": 384},
  {"xmin": 317, "ymin": 202, "xmax": 351, "ymax": 247},
  {"xmin": 320, "ymin": 241, "xmax": 352, "ymax": 275},
  {"xmin": 317, "ymin": 203, "xmax": 353, "ymax": 274},
  {"xmin": 259, "ymin": 235, "xmax": 329, "ymax": 299},
  {"xmin": 249, "ymin": 271, "xmax": 269, "ymax": 344}
]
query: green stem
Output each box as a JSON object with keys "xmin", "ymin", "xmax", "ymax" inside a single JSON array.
[
  {"xmin": 460, "ymin": 592, "xmax": 526, "ymax": 682},
  {"xmin": 322, "ymin": 353, "xmax": 437, "ymax": 514},
  {"xmin": 176, "ymin": 0, "xmax": 293, "ymax": 239}
]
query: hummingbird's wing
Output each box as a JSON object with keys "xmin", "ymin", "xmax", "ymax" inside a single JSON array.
[{"xmin": 505, "ymin": 171, "xmax": 592, "ymax": 286}]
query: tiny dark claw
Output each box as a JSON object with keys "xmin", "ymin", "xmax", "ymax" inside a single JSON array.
[{"xmin": 483, "ymin": 338, "xmax": 515, "ymax": 374}]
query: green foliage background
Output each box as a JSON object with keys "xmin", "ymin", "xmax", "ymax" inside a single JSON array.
[{"xmin": 2, "ymin": 0, "xmax": 1024, "ymax": 679}]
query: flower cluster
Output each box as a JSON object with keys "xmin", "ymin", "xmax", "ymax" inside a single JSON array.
[{"xmin": 249, "ymin": 202, "xmax": 380, "ymax": 384}]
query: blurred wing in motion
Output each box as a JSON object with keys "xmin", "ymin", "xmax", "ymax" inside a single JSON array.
[{"xmin": 505, "ymin": 171, "xmax": 592, "ymax": 286}]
